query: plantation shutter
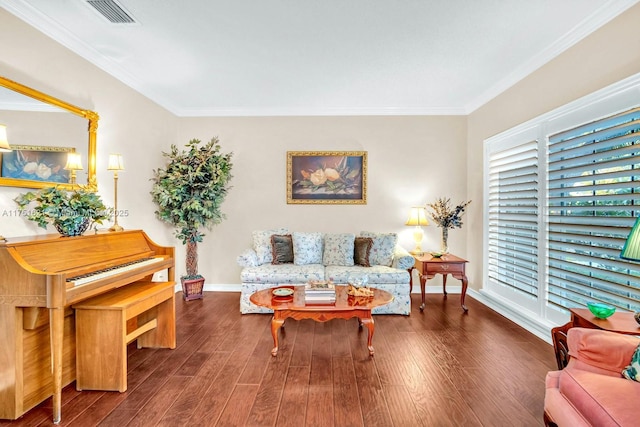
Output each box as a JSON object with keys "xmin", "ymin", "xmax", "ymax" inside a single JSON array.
[
  {"xmin": 487, "ymin": 140, "xmax": 539, "ymax": 299},
  {"xmin": 546, "ymin": 107, "xmax": 640, "ymax": 312}
]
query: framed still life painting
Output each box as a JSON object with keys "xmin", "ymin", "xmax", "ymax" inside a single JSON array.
[
  {"xmin": 0, "ymin": 145, "xmax": 75, "ymax": 188},
  {"xmin": 287, "ymin": 151, "xmax": 367, "ymax": 204}
]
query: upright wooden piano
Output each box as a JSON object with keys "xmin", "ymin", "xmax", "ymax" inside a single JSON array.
[{"xmin": 0, "ymin": 230, "xmax": 174, "ymax": 423}]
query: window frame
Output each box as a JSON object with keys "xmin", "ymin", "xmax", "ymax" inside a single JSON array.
[{"xmin": 483, "ymin": 72, "xmax": 640, "ymax": 326}]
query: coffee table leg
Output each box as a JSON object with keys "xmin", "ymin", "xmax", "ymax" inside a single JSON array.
[
  {"xmin": 271, "ymin": 315, "xmax": 284, "ymax": 356},
  {"xmin": 360, "ymin": 316, "xmax": 375, "ymax": 356}
]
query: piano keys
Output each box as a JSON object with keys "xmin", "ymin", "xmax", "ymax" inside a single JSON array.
[{"xmin": 0, "ymin": 230, "xmax": 174, "ymax": 422}]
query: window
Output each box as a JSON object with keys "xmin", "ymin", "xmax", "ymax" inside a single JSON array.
[
  {"xmin": 484, "ymin": 74, "xmax": 640, "ymax": 324},
  {"xmin": 547, "ymin": 107, "xmax": 640, "ymax": 313}
]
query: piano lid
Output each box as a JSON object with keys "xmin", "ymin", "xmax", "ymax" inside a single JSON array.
[{"xmin": 2, "ymin": 230, "xmax": 160, "ymax": 274}]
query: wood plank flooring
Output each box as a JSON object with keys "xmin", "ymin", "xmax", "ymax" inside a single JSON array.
[{"xmin": 1, "ymin": 292, "xmax": 557, "ymax": 426}]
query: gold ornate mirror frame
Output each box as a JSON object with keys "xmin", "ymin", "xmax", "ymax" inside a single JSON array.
[{"xmin": 0, "ymin": 76, "xmax": 98, "ymax": 191}]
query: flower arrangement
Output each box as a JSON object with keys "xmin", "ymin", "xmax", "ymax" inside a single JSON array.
[
  {"xmin": 14, "ymin": 186, "xmax": 110, "ymax": 236},
  {"xmin": 426, "ymin": 197, "xmax": 471, "ymax": 254},
  {"xmin": 426, "ymin": 197, "xmax": 472, "ymax": 229}
]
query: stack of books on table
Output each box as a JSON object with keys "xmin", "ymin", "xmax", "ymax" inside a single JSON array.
[{"xmin": 304, "ymin": 281, "xmax": 336, "ymax": 304}]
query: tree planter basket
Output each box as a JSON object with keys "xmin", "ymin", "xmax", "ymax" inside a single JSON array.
[{"xmin": 181, "ymin": 277, "xmax": 205, "ymax": 301}]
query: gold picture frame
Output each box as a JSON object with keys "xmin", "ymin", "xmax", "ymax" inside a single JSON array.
[
  {"xmin": 0, "ymin": 145, "xmax": 75, "ymax": 187},
  {"xmin": 0, "ymin": 76, "xmax": 99, "ymax": 191},
  {"xmin": 287, "ymin": 151, "xmax": 367, "ymax": 204}
]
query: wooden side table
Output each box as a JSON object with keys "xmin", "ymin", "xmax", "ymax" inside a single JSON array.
[
  {"xmin": 551, "ymin": 308, "xmax": 640, "ymax": 370},
  {"xmin": 411, "ymin": 253, "xmax": 469, "ymax": 312}
]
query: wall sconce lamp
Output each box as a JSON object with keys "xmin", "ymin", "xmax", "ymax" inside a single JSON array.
[
  {"xmin": 0, "ymin": 124, "xmax": 12, "ymax": 152},
  {"xmin": 64, "ymin": 153, "xmax": 83, "ymax": 186},
  {"xmin": 405, "ymin": 206, "xmax": 429, "ymax": 255},
  {"xmin": 107, "ymin": 153, "xmax": 124, "ymax": 232}
]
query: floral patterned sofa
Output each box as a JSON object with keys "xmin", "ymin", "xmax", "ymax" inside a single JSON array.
[{"xmin": 237, "ymin": 229, "xmax": 413, "ymax": 315}]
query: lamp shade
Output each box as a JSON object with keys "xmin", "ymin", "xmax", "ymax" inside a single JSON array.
[
  {"xmin": 621, "ymin": 217, "xmax": 640, "ymax": 262},
  {"xmin": 0, "ymin": 124, "xmax": 11, "ymax": 152},
  {"xmin": 405, "ymin": 207, "xmax": 429, "ymax": 226},
  {"xmin": 107, "ymin": 153, "xmax": 124, "ymax": 171},
  {"xmin": 64, "ymin": 153, "xmax": 83, "ymax": 171}
]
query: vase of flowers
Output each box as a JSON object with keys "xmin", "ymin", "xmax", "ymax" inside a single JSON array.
[{"xmin": 426, "ymin": 197, "xmax": 471, "ymax": 254}]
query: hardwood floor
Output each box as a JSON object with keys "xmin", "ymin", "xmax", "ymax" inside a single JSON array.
[{"xmin": 1, "ymin": 292, "xmax": 557, "ymax": 426}]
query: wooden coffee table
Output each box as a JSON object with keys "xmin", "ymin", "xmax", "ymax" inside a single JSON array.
[{"xmin": 250, "ymin": 285, "xmax": 393, "ymax": 357}]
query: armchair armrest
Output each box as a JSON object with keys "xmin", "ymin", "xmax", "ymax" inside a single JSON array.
[
  {"xmin": 237, "ymin": 249, "xmax": 259, "ymax": 268},
  {"xmin": 567, "ymin": 327, "xmax": 640, "ymax": 375},
  {"xmin": 392, "ymin": 245, "xmax": 415, "ymax": 270}
]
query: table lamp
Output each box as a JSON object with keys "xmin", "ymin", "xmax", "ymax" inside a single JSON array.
[
  {"xmin": 64, "ymin": 153, "xmax": 83, "ymax": 186},
  {"xmin": 621, "ymin": 217, "xmax": 640, "ymax": 262},
  {"xmin": 405, "ymin": 206, "xmax": 429, "ymax": 255},
  {"xmin": 0, "ymin": 124, "xmax": 11, "ymax": 152},
  {"xmin": 107, "ymin": 153, "xmax": 124, "ymax": 232},
  {"xmin": 621, "ymin": 216, "xmax": 640, "ymax": 324}
]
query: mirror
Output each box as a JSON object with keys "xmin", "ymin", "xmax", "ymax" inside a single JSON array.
[{"xmin": 0, "ymin": 76, "xmax": 98, "ymax": 191}]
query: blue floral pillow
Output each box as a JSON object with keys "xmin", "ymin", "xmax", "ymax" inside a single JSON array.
[
  {"xmin": 323, "ymin": 233, "xmax": 355, "ymax": 266},
  {"xmin": 360, "ymin": 231, "xmax": 397, "ymax": 267},
  {"xmin": 623, "ymin": 343, "xmax": 640, "ymax": 382},
  {"xmin": 292, "ymin": 232, "xmax": 324, "ymax": 265}
]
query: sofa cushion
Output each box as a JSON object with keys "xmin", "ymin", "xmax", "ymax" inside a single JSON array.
[
  {"xmin": 623, "ymin": 343, "xmax": 640, "ymax": 381},
  {"xmin": 271, "ymin": 234, "xmax": 294, "ymax": 264},
  {"xmin": 253, "ymin": 228, "xmax": 289, "ymax": 265},
  {"xmin": 323, "ymin": 233, "xmax": 355, "ymax": 266},
  {"xmin": 354, "ymin": 237, "xmax": 373, "ymax": 267},
  {"xmin": 360, "ymin": 231, "xmax": 397, "ymax": 267},
  {"xmin": 293, "ymin": 232, "xmax": 324, "ymax": 265},
  {"xmin": 559, "ymin": 368, "xmax": 640, "ymax": 426},
  {"xmin": 241, "ymin": 263, "xmax": 324, "ymax": 284},
  {"xmin": 325, "ymin": 265, "xmax": 410, "ymax": 284}
]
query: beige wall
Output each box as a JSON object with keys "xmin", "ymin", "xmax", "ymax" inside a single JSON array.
[
  {"xmin": 466, "ymin": 3, "xmax": 640, "ymax": 290},
  {"xmin": 177, "ymin": 115, "xmax": 467, "ymax": 284},
  {"xmin": 0, "ymin": 9, "xmax": 468, "ymax": 284}
]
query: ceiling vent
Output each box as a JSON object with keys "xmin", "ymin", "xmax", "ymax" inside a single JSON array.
[{"xmin": 86, "ymin": 0, "xmax": 136, "ymax": 24}]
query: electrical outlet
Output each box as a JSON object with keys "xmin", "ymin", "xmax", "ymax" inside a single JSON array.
[{"xmin": 154, "ymin": 270, "xmax": 167, "ymax": 282}]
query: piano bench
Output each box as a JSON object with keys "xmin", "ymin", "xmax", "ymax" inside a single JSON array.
[{"xmin": 73, "ymin": 280, "xmax": 176, "ymax": 392}]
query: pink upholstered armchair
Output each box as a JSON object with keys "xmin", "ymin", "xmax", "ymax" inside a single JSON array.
[{"xmin": 544, "ymin": 327, "xmax": 640, "ymax": 426}]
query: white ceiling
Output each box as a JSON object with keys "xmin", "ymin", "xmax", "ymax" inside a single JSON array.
[{"xmin": 2, "ymin": 0, "xmax": 638, "ymax": 116}]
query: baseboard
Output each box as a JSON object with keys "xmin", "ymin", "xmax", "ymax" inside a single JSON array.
[{"xmin": 470, "ymin": 288, "xmax": 556, "ymax": 345}]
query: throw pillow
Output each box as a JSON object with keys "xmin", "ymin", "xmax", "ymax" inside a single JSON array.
[
  {"xmin": 354, "ymin": 237, "xmax": 373, "ymax": 267},
  {"xmin": 323, "ymin": 233, "xmax": 355, "ymax": 266},
  {"xmin": 360, "ymin": 231, "xmax": 398, "ymax": 267},
  {"xmin": 252, "ymin": 228, "xmax": 288, "ymax": 265},
  {"xmin": 271, "ymin": 234, "xmax": 294, "ymax": 264},
  {"xmin": 292, "ymin": 232, "xmax": 324, "ymax": 265},
  {"xmin": 623, "ymin": 343, "xmax": 640, "ymax": 382}
]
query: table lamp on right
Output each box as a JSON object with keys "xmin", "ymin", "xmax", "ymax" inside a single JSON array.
[{"xmin": 620, "ymin": 216, "xmax": 640, "ymax": 324}]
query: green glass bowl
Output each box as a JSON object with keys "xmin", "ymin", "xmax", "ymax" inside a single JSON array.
[{"xmin": 587, "ymin": 302, "xmax": 616, "ymax": 319}]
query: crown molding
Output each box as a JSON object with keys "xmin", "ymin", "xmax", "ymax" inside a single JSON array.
[
  {"xmin": 465, "ymin": 0, "xmax": 640, "ymax": 114},
  {"xmin": 173, "ymin": 105, "xmax": 468, "ymax": 117}
]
